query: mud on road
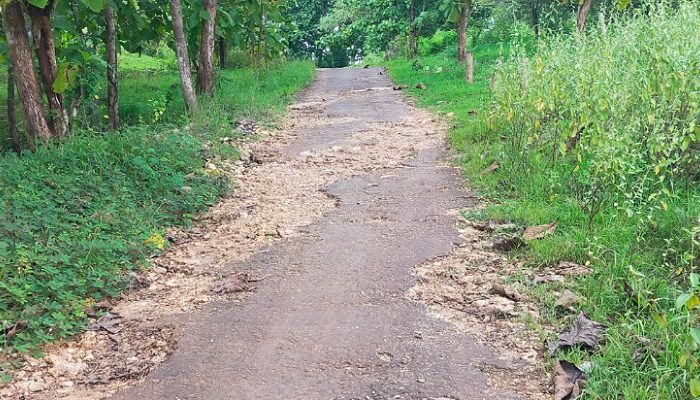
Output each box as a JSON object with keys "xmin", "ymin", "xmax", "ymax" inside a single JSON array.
[{"xmin": 2, "ymin": 68, "xmax": 548, "ymax": 400}]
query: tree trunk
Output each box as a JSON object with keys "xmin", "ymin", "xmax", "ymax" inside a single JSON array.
[
  {"xmin": 465, "ymin": 52, "xmax": 474, "ymax": 84},
  {"xmin": 3, "ymin": 0, "xmax": 51, "ymax": 149},
  {"xmin": 198, "ymin": 0, "xmax": 218, "ymax": 96},
  {"xmin": 7, "ymin": 63, "xmax": 22, "ymax": 154},
  {"xmin": 408, "ymin": 0, "xmax": 417, "ymax": 59},
  {"xmin": 218, "ymin": 37, "xmax": 227, "ymax": 69},
  {"xmin": 105, "ymin": 4, "xmax": 120, "ymax": 130},
  {"xmin": 26, "ymin": 0, "xmax": 69, "ymax": 138},
  {"xmin": 169, "ymin": 0, "xmax": 198, "ymax": 112},
  {"xmin": 457, "ymin": 0, "xmax": 471, "ymax": 62},
  {"xmin": 531, "ymin": 0, "xmax": 540, "ymax": 36},
  {"xmin": 577, "ymin": 0, "xmax": 593, "ymax": 33}
]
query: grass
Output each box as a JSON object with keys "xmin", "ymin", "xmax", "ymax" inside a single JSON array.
[
  {"xmin": 387, "ymin": 13, "xmax": 700, "ymax": 398},
  {"xmin": 0, "ymin": 56, "xmax": 315, "ymax": 354}
]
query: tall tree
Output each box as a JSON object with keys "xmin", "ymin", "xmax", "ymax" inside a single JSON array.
[
  {"xmin": 218, "ymin": 36, "xmax": 226, "ymax": 69},
  {"xmin": 2, "ymin": 0, "xmax": 52, "ymax": 149},
  {"xmin": 529, "ymin": 0, "xmax": 540, "ymax": 36},
  {"xmin": 7, "ymin": 63, "xmax": 21, "ymax": 153},
  {"xmin": 105, "ymin": 3, "xmax": 119, "ymax": 130},
  {"xmin": 577, "ymin": 0, "xmax": 593, "ymax": 32},
  {"xmin": 198, "ymin": 0, "xmax": 218, "ymax": 96},
  {"xmin": 26, "ymin": 0, "xmax": 69, "ymax": 137},
  {"xmin": 170, "ymin": 0, "xmax": 198, "ymax": 112},
  {"xmin": 408, "ymin": 0, "xmax": 418, "ymax": 58},
  {"xmin": 457, "ymin": 0, "xmax": 471, "ymax": 62}
]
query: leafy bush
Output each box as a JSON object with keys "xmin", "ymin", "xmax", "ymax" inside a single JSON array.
[
  {"xmin": 0, "ymin": 128, "xmax": 226, "ymax": 351},
  {"xmin": 389, "ymin": 2, "xmax": 700, "ymax": 397},
  {"xmin": 481, "ymin": 3, "xmax": 700, "ymax": 398},
  {"xmin": 490, "ymin": 2, "xmax": 700, "ymax": 227},
  {"xmin": 419, "ymin": 29, "xmax": 457, "ymax": 55}
]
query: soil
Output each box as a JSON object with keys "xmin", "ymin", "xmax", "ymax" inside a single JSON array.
[{"xmin": 1, "ymin": 68, "xmax": 549, "ymax": 400}]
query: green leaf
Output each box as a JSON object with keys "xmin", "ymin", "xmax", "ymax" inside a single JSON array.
[
  {"xmin": 688, "ymin": 295, "xmax": 700, "ymax": 311},
  {"xmin": 692, "ymin": 329, "xmax": 700, "ymax": 347},
  {"xmin": 79, "ymin": 0, "xmax": 106, "ymax": 12},
  {"xmin": 678, "ymin": 292, "xmax": 693, "ymax": 310},
  {"xmin": 691, "ymin": 378, "xmax": 700, "ymax": 397},
  {"xmin": 27, "ymin": 0, "xmax": 50, "ymax": 8},
  {"xmin": 692, "ymin": 273, "xmax": 700, "ymax": 288},
  {"xmin": 617, "ymin": 0, "xmax": 632, "ymax": 10},
  {"xmin": 52, "ymin": 63, "xmax": 78, "ymax": 94}
]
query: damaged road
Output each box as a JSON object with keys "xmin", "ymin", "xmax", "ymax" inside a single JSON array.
[{"xmin": 4, "ymin": 68, "xmax": 548, "ymax": 399}]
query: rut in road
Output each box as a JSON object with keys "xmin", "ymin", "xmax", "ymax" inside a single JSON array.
[{"xmin": 7, "ymin": 68, "xmax": 541, "ymax": 400}]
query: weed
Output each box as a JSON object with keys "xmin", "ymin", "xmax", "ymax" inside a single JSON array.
[{"xmin": 388, "ymin": 4, "xmax": 700, "ymax": 397}]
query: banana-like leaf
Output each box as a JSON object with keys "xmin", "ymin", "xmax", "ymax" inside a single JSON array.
[{"xmin": 80, "ymin": 0, "xmax": 107, "ymax": 12}]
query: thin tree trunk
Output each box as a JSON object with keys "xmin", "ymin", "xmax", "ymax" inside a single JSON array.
[
  {"xmin": 169, "ymin": 0, "xmax": 197, "ymax": 112},
  {"xmin": 218, "ymin": 37, "xmax": 227, "ymax": 69},
  {"xmin": 198, "ymin": 0, "xmax": 218, "ymax": 96},
  {"xmin": 105, "ymin": 4, "xmax": 120, "ymax": 130},
  {"xmin": 457, "ymin": 0, "xmax": 471, "ymax": 62},
  {"xmin": 465, "ymin": 52, "xmax": 474, "ymax": 84},
  {"xmin": 408, "ymin": 0, "xmax": 417, "ymax": 59},
  {"xmin": 577, "ymin": 0, "xmax": 593, "ymax": 33},
  {"xmin": 27, "ymin": 0, "xmax": 69, "ymax": 138},
  {"xmin": 3, "ymin": 0, "xmax": 51, "ymax": 149},
  {"xmin": 7, "ymin": 63, "xmax": 22, "ymax": 154},
  {"xmin": 531, "ymin": 0, "xmax": 540, "ymax": 36}
]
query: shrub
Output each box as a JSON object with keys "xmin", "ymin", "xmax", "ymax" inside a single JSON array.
[
  {"xmin": 484, "ymin": 2, "xmax": 700, "ymax": 398},
  {"xmin": 0, "ymin": 128, "xmax": 227, "ymax": 351},
  {"xmin": 490, "ymin": 2, "xmax": 700, "ymax": 227},
  {"xmin": 419, "ymin": 29, "xmax": 457, "ymax": 55}
]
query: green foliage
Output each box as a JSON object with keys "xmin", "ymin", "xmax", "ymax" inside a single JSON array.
[
  {"xmin": 0, "ymin": 127, "xmax": 225, "ymax": 351},
  {"xmin": 0, "ymin": 60, "xmax": 315, "ymax": 351},
  {"xmin": 389, "ymin": 2, "xmax": 700, "ymax": 399},
  {"xmin": 491, "ymin": 2, "xmax": 700, "ymax": 227},
  {"xmin": 316, "ymin": 0, "xmax": 413, "ymax": 66},
  {"xmin": 419, "ymin": 29, "xmax": 457, "ymax": 55}
]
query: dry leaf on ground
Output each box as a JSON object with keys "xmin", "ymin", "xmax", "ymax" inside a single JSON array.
[
  {"xmin": 481, "ymin": 162, "xmax": 499, "ymax": 174},
  {"xmin": 554, "ymin": 359, "xmax": 586, "ymax": 400},
  {"xmin": 89, "ymin": 313, "xmax": 123, "ymax": 335},
  {"xmin": 548, "ymin": 312, "xmax": 606, "ymax": 356},
  {"xmin": 554, "ymin": 290, "xmax": 579, "ymax": 310},
  {"xmin": 523, "ymin": 221, "xmax": 558, "ymax": 241}
]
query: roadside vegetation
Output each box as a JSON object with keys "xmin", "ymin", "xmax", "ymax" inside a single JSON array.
[
  {"xmin": 0, "ymin": 0, "xmax": 314, "ymax": 355},
  {"xmin": 387, "ymin": 1, "xmax": 700, "ymax": 399},
  {"xmin": 0, "ymin": 57, "xmax": 314, "ymax": 352}
]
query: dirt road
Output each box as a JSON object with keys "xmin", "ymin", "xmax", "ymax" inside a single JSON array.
[
  {"xmin": 5, "ymin": 68, "xmax": 540, "ymax": 400},
  {"xmin": 109, "ymin": 68, "xmax": 523, "ymax": 400}
]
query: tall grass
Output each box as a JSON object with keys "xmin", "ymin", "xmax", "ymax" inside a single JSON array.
[
  {"xmin": 486, "ymin": 3, "xmax": 700, "ymax": 398},
  {"xmin": 491, "ymin": 2, "xmax": 700, "ymax": 227},
  {"xmin": 390, "ymin": 2, "xmax": 700, "ymax": 398}
]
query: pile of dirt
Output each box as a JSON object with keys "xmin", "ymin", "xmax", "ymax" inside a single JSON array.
[
  {"xmin": 2, "ymin": 323, "xmax": 176, "ymax": 400},
  {"xmin": 407, "ymin": 224, "xmax": 551, "ymax": 399}
]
